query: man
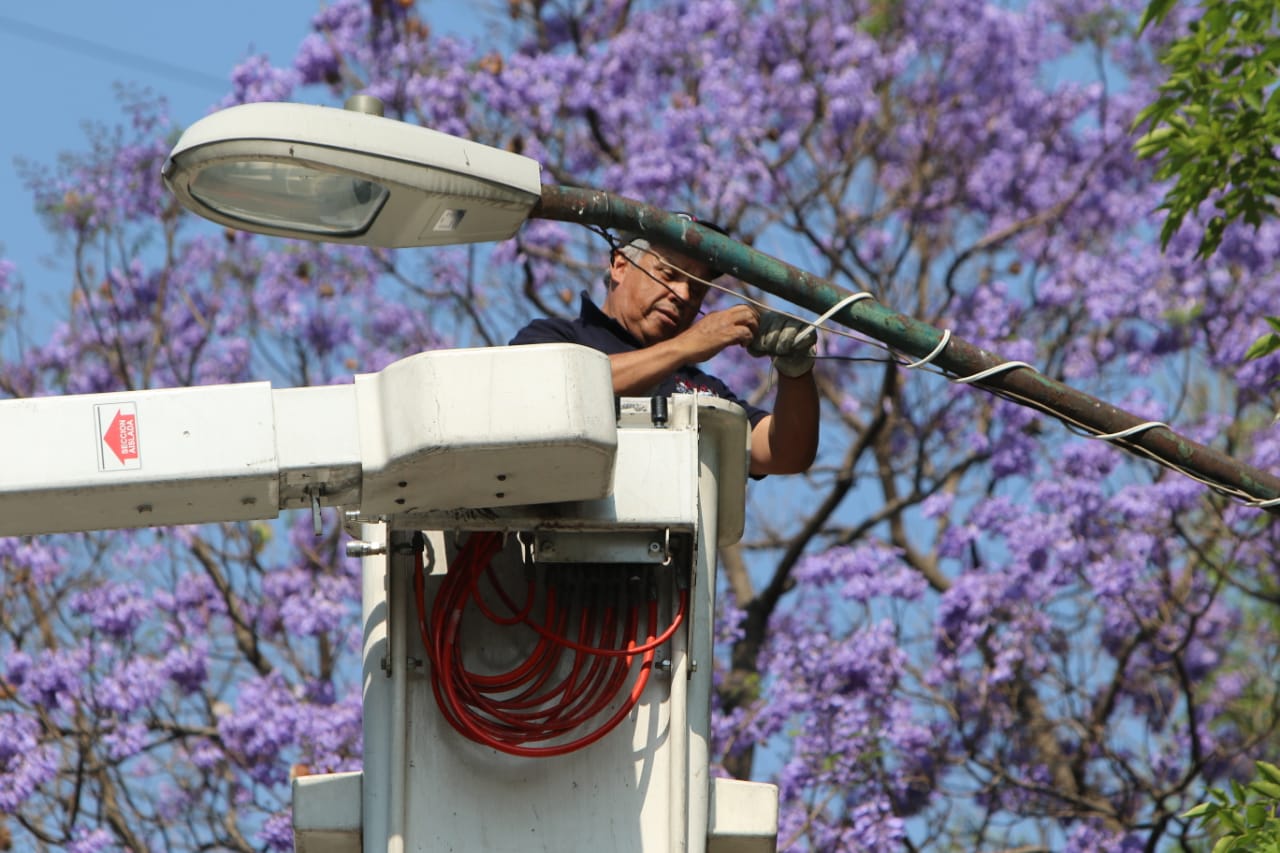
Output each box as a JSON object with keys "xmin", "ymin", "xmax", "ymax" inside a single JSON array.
[{"xmin": 510, "ymin": 222, "xmax": 819, "ymax": 476}]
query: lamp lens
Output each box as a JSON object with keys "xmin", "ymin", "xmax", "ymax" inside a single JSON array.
[{"xmin": 189, "ymin": 160, "xmax": 388, "ymax": 236}]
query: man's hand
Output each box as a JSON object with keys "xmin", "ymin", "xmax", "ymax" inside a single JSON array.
[
  {"xmin": 608, "ymin": 305, "xmax": 760, "ymax": 396},
  {"xmin": 675, "ymin": 305, "xmax": 760, "ymax": 362},
  {"xmin": 748, "ymin": 311, "xmax": 818, "ymax": 377}
]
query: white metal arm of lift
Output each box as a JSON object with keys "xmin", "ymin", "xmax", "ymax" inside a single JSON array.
[{"xmin": 0, "ymin": 344, "xmax": 617, "ymax": 537}]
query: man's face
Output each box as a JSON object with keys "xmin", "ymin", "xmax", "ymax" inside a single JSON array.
[{"xmin": 605, "ymin": 247, "xmax": 714, "ymax": 346}]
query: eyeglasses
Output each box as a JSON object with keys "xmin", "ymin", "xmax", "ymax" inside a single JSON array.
[
  {"xmin": 612, "ymin": 211, "xmax": 729, "ymax": 291},
  {"xmin": 647, "ymin": 254, "xmax": 712, "ymax": 302}
]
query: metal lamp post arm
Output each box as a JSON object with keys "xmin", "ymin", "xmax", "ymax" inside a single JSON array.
[{"xmin": 533, "ymin": 184, "xmax": 1280, "ymax": 513}]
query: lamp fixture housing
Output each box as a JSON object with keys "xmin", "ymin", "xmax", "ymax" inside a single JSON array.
[{"xmin": 163, "ymin": 102, "xmax": 542, "ymax": 247}]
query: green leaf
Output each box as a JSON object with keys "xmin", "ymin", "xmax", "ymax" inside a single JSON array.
[
  {"xmin": 1245, "ymin": 332, "xmax": 1280, "ymax": 361},
  {"xmin": 1184, "ymin": 801, "xmax": 1216, "ymax": 819},
  {"xmin": 1140, "ymin": 0, "xmax": 1180, "ymax": 33},
  {"xmin": 1256, "ymin": 761, "xmax": 1280, "ymax": 786},
  {"xmin": 1133, "ymin": 100, "xmax": 1174, "ymax": 130}
]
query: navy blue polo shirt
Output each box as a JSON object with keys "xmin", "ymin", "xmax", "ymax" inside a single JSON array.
[{"xmin": 510, "ymin": 292, "xmax": 768, "ymax": 428}]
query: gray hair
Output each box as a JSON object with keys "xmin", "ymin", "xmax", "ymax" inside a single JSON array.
[
  {"xmin": 618, "ymin": 238, "xmax": 650, "ymax": 265},
  {"xmin": 605, "ymin": 238, "xmax": 651, "ymax": 291}
]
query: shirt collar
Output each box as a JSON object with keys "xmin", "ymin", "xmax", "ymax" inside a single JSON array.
[{"xmin": 579, "ymin": 291, "xmax": 642, "ymax": 347}]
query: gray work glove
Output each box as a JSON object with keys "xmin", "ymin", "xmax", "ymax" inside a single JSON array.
[{"xmin": 748, "ymin": 311, "xmax": 818, "ymax": 378}]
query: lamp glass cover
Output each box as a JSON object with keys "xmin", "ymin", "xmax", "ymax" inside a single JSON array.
[{"xmin": 189, "ymin": 160, "xmax": 389, "ymax": 236}]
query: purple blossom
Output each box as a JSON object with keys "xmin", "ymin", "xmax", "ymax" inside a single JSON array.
[
  {"xmin": 258, "ymin": 811, "xmax": 295, "ymax": 851},
  {"xmin": 70, "ymin": 581, "xmax": 153, "ymax": 638},
  {"xmin": 4, "ymin": 651, "xmax": 31, "ymax": 686},
  {"xmin": 218, "ymin": 54, "xmax": 300, "ymax": 107},
  {"xmin": 15, "ymin": 646, "xmax": 88, "ymax": 712},
  {"xmin": 66, "ymin": 828, "xmax": 114, "ymax": 853},
  {"xmin": 260, "ymin": 563, "xmax": 356, "ymax": 638},
  {"xmin": 0, "ymin": 538, "xmax": 66, "ymax": 585},
  {"xmin": 93, "ymin": 653, "xmax": 165, "ymax": 717},
  {"xmin": 187, "ymin": 738, "xmax": 224, "ymax": 772},
  {"xmin": 101, "ymin": 721, "xmax": 149, "ymax": 761},
  {"xmin": 217, "ymin": 674, "xmax": 300, "ymax": 786},
  {"xmin": 161, "ymin": 643, "xmax": 209, "ymax": 693},
  {"xmin": 1064, "ymin": 822, "xmax": 1146, "ymax": 853},
  {"xmin": 795, "ymin": 541, "xmax": 927, "ymax": 603},
  {"xmin": 0, "ymin": 714, "xmax": 57, "ymax": 812}
]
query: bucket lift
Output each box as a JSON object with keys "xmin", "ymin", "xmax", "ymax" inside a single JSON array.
[{"xmin": 0, "ymin": 343, "xmax": 778, "ymax": 852}]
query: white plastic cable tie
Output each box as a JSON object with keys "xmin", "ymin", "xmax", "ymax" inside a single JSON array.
[
  {"xmin": 953, "ymin": 361, "xmax": 1037, "ymax": 384},
  {"xmin": 904, "ymin": 329, "xmax": 952, "ymax": 369},
  {"xmin": 803, "ymin": 291, "xmax": 875, "ymax": 337},
  {"xmin": 1091, "ymin": 421, "xmax": 1167, "ymax": 442}
]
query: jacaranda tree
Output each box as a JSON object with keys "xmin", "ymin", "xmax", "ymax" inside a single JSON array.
[{"xmin": 2, "ymin": 1, "xmax": 1278, "ymax": 850}]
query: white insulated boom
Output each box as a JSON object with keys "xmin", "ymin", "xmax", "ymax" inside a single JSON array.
[{"xmin": 0, "ymin": 345, "xmax": 617, "ymax": 536}]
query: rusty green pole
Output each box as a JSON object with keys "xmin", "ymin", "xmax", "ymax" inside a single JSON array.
[{"xmin": 533, "ymin": 184, "xmax": 1280, "ymax": 513}]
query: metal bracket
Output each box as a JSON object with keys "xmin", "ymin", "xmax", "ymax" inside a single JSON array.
[
  {"xmin": 531, "ymin": 529, "xmax": 672, "ymax": 565},
  {"xmin": 305, "ymin": 485, "xmax": 324, "ymax": 537}
]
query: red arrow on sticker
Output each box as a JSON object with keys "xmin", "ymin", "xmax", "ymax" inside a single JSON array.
[{"xmin": 103, "ymin": 409, "xmax": 139, "ymax": 465}]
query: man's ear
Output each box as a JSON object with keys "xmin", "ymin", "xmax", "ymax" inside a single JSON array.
[{"xmin": 608, "ymin": 250, "xmax": 628, "ymax": 289}]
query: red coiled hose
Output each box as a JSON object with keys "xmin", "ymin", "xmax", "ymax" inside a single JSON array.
[{"xmin": 413, "ymin": 531, "xmax": 686, "ymax": 757}]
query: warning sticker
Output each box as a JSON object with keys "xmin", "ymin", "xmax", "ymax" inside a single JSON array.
[{"xmin": 96, "ymin": 403, "xmax": 141, "ymax": 471}]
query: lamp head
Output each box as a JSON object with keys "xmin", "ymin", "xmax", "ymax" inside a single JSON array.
[{"xmin": 163, "ymin": 102, "xmax": 542, "ymax": 247}]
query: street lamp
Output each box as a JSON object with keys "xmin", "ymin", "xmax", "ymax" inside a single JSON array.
[
  {"xmin": 163, "ymin": 99, "xmax": 1280, "ymax": 512},
  {"xmin": 162, "ymin": 100, "xmax": 541, "ymax": 247}
]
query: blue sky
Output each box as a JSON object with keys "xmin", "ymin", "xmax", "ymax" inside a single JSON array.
[{"xmin": 0, "ymin": 3, "xmax": 479, "ymax": 317}]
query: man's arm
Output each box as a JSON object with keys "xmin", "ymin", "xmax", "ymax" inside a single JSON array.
[
  {"xmin": 749, "ymin": 371, "xmax": 819, "ymax": 476},
  {"xmin": 609, "ymin": 306, "xmax": 758, "ymax": 395},
  {"xmin": 744, "ymin": 312, "xmax": 822, "ymax": 475}
]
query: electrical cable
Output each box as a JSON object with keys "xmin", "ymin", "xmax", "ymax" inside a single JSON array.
[
  {"xmin": 0, "ymin": 13, "xmax": 229, "ymax": 93},
  {"xmin": 1090, "ymin": 421, "xmax": 1169, "ymax": 441},
  {"xmin": 414, "ymin": 531, "xmax": 683, "ymax": 757},
  {"xmin": 902, "ymin": 329, "xmax": 951, "ymax": 369},
  {"xmin": 950, "ymin": 361, "xmax": 1037, "ymax": 385},
  {"xmin": 799, "ymin": 292, "xmax": 874, "ymax": 338}
]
